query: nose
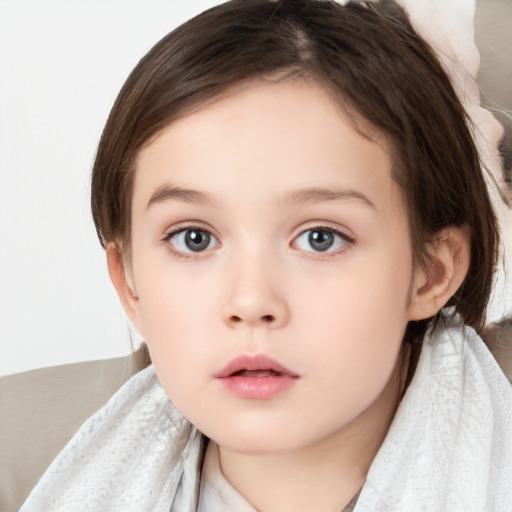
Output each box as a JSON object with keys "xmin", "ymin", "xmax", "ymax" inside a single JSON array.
[{"xmin": 221, "ymin": 254, "xmax": 290, "ymax": 330}]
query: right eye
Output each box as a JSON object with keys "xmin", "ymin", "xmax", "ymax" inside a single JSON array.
[{"xmin": 166, "ymin": 228, "xmax": 219, "ymax": 254}]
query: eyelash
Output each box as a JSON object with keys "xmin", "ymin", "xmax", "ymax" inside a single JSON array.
[{"xmin": 162, "ymin": 224, "xmax": 354, "ymax": 258}]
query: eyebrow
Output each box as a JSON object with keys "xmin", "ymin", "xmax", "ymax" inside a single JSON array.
[
  {"xmin": 146, "ymin": 185, "xmax": 212, "ymax": 210},
  {"xmin": 146, "ymin": 184, "xmax": 376, "ymax": 210},
  {"xmin": 284, "ymin": 187, "xmax": 376, "ymax": 209}
]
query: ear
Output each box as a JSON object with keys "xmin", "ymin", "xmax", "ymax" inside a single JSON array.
[
  {"xmin": 106, "ymin": 244, "xmax": 144, "ymax": 334},
  {"xmin": 407, "ymin": 226, "xmax": 470, "ymax": 321}
]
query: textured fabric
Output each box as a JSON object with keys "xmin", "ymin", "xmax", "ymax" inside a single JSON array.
[
  {"xmin": 355, "ymin": 317, "xmax": 512, "ymax": 511},
  {"xmin": 20, "ymin": 366, "xmax": 203, "ymax": 512},
  {"xmin": 20, "ymin": 318, "xmax": 512, "ymax": 511}
]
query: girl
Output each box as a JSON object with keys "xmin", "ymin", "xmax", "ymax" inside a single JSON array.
[{"xmin": 21, "ymin": 0, "xmax": 512, "ymax": 510}]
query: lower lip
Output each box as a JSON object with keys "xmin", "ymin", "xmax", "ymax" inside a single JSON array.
[{"xmin": 218, "ymin": 374, "xmax": 297, "ymax": 399}]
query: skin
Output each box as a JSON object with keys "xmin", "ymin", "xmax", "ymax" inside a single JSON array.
[{"xmin": 108, "ymin": 79, "xmax": 470, "ymax": 512}]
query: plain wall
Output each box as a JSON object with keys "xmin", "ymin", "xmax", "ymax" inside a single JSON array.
[{"xmin": 0, "ymin": 0, "xmax": 220, "ymax": 376}]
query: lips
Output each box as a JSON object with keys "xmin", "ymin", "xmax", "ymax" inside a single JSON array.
[
  {"xmin": 214, "ymin": 354, "xmax": 299, "ymax": 378},
  {"xmin": 215, "ymin": 354, "xmax": 299, "ymax": 399}
]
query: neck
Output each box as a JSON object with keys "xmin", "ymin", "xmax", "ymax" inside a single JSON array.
[{"xmin": 217, "ymin": 349, "xmax": 409, "ymax": 512}]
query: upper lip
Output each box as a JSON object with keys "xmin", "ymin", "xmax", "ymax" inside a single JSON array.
[{"xmin": 214, "ymin": 354, "xmax": 300, "ymax": 378}]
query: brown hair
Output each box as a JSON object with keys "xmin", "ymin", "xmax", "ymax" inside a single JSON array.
[{"xmin": 91, "ymin": 0, "xmax": 499, "ymax": 342}]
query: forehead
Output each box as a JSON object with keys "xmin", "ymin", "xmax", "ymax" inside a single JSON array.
[{"xmin": 133, "ymin": 79, "xmax": 401, "ymax": 217}]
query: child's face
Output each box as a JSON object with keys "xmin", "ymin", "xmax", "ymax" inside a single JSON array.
[{"xmin": 125, "ymin": 79, "xmax": 424, "ymax": 453}]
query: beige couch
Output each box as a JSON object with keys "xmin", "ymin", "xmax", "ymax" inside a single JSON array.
[{"xmin": 0, "ymin": 347, "xmax": 151, "ymax": 512}]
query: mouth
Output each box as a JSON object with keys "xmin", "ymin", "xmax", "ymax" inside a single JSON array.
[
  {"xmin": 230, "ymin": 369, "xmax": 283, "ymax": 377},
  {"xmin": 215, "ymin": 353, "xmax": 299, "ymax": 378},
  {"xmin": 215, "ymin": 354, "xmax": 299, "ymax": 399}
]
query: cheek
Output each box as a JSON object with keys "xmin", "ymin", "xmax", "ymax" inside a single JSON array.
[
  {"xmin": 300, "ymin": 291, "xmax": 404, "ymax": 377},
  {"xmin": 133, "ymin": 244, "xmax": 218, "ymax": 335},
  {"xmin": 302, "ymin": 244, "xmax": 412, "ymax": 329},
  {"xmin": 296, "ymin": 251, "xmax": 412, "ymax": 383},
  {"xmin": 139, "ymin": 297, "xmax": 215, "ymax": 416},
  {"xmin": 133, "ymin": 264, "xmax": 220, "ymax": 386},
  {"xmin": 139, "ymin": 283, "xmax": 216, "ymax": 346}
]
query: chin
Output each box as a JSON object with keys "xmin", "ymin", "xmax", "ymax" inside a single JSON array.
[{"xmin": 213, "ymin": 434, "xmax": 306, "ymax": 455}]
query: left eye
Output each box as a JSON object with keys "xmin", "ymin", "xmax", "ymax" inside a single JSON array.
[
  {"xmin": 167, "ymin": 228, "xmax": 218, "ymax": 253},
  {"xmin": 294, "ymin": 228, "xmax": 348, "ymax": 253}
]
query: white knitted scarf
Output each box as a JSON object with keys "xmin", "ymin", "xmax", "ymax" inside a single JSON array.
[{"xmin": 21, "ymin": 318, "xmax": 512, "ymax": 511}]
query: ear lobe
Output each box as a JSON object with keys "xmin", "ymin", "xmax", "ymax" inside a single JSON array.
[
  {"xmin": 407, "ymin": 226, "xmax": 471, "ymax": 321},
  {"xmin": 106, "ymin": 245, "xmax": 142, "ymax": 332}
]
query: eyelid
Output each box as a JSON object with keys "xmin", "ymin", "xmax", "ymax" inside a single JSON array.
[
  {"xmin": 293, "ymin": 222, "xmax": 355, "ymax": 243},
  {"xmin": 163, "ymin": 220, "xmax": 218, "ymax": 239}
]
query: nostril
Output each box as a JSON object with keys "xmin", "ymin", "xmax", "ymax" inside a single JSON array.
[{"xmin": 227, "ymin": 314, "xmax": 277, "ymax": 326}]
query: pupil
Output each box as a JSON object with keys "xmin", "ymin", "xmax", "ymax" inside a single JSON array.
[
  {"xmin": 309, "ymin": 230, "xmax": 334, "ymax": 252},
  {"xmin": 185, "ymin": 230, "xmax": 210, "ymax": 252}
]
